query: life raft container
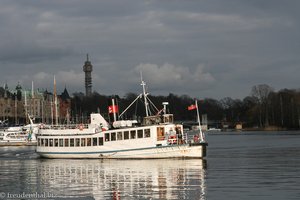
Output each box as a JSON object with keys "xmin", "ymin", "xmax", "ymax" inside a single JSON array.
[{"xmin": 168, "ymin": 135, "xmax": 177, "ymax": 144}]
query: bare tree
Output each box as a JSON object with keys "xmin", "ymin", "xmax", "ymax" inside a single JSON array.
[{"xmin": 251, "ymin": 84, "xmax": 274, "ymax": 127}]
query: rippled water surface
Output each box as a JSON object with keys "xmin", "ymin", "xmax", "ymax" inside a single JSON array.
[{"xmin": 1, "ymin": 131, "xmax": 300, "ymax": 200}]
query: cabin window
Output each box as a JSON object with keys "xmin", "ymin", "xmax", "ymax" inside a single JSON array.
[
  {"xmin": 45, "ymin": 139, "xmax": 48, "ymax": 146},
  {"xmin": 117, "ymin": 132, "xmax": 122, "ymax": 140},
  {"xmin": 37, "ymin": 139, "xmax": 40, "ymax": 146},
  {"xmin": 157, "ymin": 127, "xmax": 165, "ymax": 141},
  {"xmin": 124, "ymin": 131, "xmax": 129, "ymax": 140},
  {"xmin": 59, "ymin": 139, "xmax": 63, "ymax": 147},
  {"xmin": 145, "ymin": 129, "xmax": 151, "ymax": 138},
  {"xmin": 75, "ymin": 138, "xmax": 80, "ymax": 146},
  {"xmin": 54, "ymin": 139, "xmax": 59, "ymax": 147},
  {"xmin": 93, "ymin": 138, "xmax": 97, "ymax": 146},
  {"xmin": 130, "ymin": 130, "xmax": 136, "ymax": 139},
  {"xmin": 87, "ymin": 138, "xmax": 91, "ymax": 146},
  {"xmin": 64, "ymin": 139, "xmax": 69, "ymax": 147},
  {"xmin": 41, "ymin": 139, "xmax": 44, "ymax": 146},
  {"xmin": 111, "ymin": 132, "xmax": 116, "ymax": 141},
  {"xmin": 98, "ymin": 137, "xmax": 104, "ymax": 146},
  {"xmin": 81, "ymin": 138, "xmax": 86, "ymax": 146},
  {"xmin": 49, "ymin": 139, "xmax": 53, "ymax": 147},
  {"xmin": 70, "ymin": 138, "xmax": 74, "ymax": 147},
  {"xmin": 137, "ymin": 130, "xmax": 143, "ymax": 138},
  {"xmin": 105, "ymin": 133, "xmax": 110, "ymax": 141}
]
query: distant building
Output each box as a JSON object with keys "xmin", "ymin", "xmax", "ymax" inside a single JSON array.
[
  {"xmin": 235, "ymin": 123, "xmax": 243, "ymax": 130},
  {"xmin": 83, "ymin": 54, "xmax": 93, "ymax": 96},
  {"xmin": 59, "ymin": 87, "xmax": 71, "ymax": 124},
  {"xmin": 0, "ymin": 83, "xmax": 71, "ymax": 125}
]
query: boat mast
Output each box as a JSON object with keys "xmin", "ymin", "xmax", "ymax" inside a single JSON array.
[
  {"xmin": 53, "ymin": 76, "xmax": 58, "ymax": 125},
  {"xmin": 118, "ymin": 73, "xmax": 156, "ymax": 119},
  {"xmin": 24, "ymin": 91, "xmax": 28, "ymax": 124},
  {"xmin": 195, "ymin": 100, "xmax": 205, "ymax": 142},
  {"xmin": 140, "ymin": 72, "xmax": 149, "ymax": 117}
]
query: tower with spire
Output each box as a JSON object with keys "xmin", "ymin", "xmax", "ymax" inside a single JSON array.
[{"xmin": 83, "ymin": 54, "xmax": 93, "ymax": 96}]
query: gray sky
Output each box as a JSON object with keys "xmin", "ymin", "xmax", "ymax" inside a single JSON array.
[{"xmin": 1, "ymin": 0, "xmax": 299, "ymax": 100}]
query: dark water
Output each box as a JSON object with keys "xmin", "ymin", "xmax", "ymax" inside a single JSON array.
[{"xmin": 0, "ymin": 131, "xmax": 300, "ymax": 200}]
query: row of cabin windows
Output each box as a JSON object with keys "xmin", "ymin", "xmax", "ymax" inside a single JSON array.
[
  {"xmin": 38, "ymin": 137, "xmax": 104, "ymax": 147},
  {"xmin": 37, "ymin": 128, "xmax": 151, "ymax": 147},
  {"xmin": 105, "ymin": 129, "xmax": 151, "ymax": 141}
]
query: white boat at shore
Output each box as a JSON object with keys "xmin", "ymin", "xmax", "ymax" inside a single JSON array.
[
  {"xmin": 36, "ymin": 79, "xmax": 207, "ymax": 159},
  {"xmin": 0, "ymin": 116, "xmax": 39, "ymax": 144},
  {"xmin": 206, "ymin": 127, "xmax": 222, "ymax": 133}
]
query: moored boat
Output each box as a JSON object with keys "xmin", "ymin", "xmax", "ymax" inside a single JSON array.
[
  {"xmin": 36, "ymin": 79, "xmax": 207, "ymax": 159},
  {"xmin": 0, "ymin": 116, "xmax": 39, "ymax": 145}
]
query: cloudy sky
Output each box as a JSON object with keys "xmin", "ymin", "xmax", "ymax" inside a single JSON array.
[{"xmin": 1, "ymin": 0, "xmax": 299, "ymax": 99}]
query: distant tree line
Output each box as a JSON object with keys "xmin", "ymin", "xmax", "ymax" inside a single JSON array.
[{"xmin": 70, "ymin": 84, "xmax": 300, "ymax": 130}]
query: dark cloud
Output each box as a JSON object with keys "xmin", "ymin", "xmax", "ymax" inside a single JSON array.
[{"xmin": 0, "ymin": 0, "xmax": 299, "ymax": 99}]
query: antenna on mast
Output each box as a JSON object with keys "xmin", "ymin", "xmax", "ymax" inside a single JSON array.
[{"xmin": 140, "ymin": 71, "xmax": 149, "ymax": 117}]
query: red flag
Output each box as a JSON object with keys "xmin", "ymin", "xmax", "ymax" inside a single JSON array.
[
  {"xmin": 188, "ymin": 104, "xmax": 197, "ymax": 111},
  {"xmin": 108, "ymin": 105, "xmax": 119, "ymax": 114}
]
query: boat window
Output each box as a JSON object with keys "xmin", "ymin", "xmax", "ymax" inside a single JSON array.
[
  {"xmin": 81, "ymin": 138, "xmax": 86, "ymax": 146},
  {"xmin": 98, "ymin": 137, "xmax": 103, "ymax": 146},
  {"xmin": 130, "ymin": 130, "xmax": 136, "ymax": 139},
  {"xmin": 41, "ymin": 139, "xmax": 44, "ymax": 146},
  {"xmin": 111, "ymin": 132, "xmax": 116, "ymax": 141},
  {"xmin": 70, "ymin": 138, "xmax": 74, "ymax": 147},
  {"xmin": 87, "ymin": 138, "xmax": 91, "ymax": 146},
  {"xmin": 75, "ymin": 138, "xmax": 80, "ymax": 146},
  {"xmin": 59, "ymin": 139, "xmax": 63, "ymax": 147},
  {"xmin": 105, "ymin": 133, "xmax": 110, "ymax": 141},
  {"xmin": 49, "ymin": 139, "xmax": 53, "ymax": 147},
  {"xmin": 37, "ymin": 139, "xmax": 40, "ymax": 146},
  {"xmin": 157, "ymin": 127, "xmax": 165, "ymax": 141},
  {"xmin": 145, "ymin": 129, "xmax": 151, "ymax": 138},
  {"xmin": 54, "ymin": 139, "xmax": 59, "ymax": 147},
  {"xmin": 93, "ymin": 138, "xmax": 97, "ymax": 146},
  {"xmin": 137, "ymin": 129, "xmax": 143, "ymax": 138},
  {"xmin": 65, "ymin": 139, "xmax": 69, "ymax": 147},
  {"xmin": 124, "ymin": 131, "xmax": 129, "ymax": 140},
  {"xmin": 117, "ymin": 132, "xmax": 122, "ymax": 140},
  {"xmin": 45, "ymin": 139, "xmax": 48, "ymax": 146}
]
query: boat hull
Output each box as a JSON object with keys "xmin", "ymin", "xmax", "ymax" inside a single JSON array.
[{"xmin": 37, "ymin": 143, "xmax": 207, "ymax": 159}]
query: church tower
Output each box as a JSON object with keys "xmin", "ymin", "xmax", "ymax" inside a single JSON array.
[{"xmin": 83, "ymin": 54, "xmax": 93, "ymax": 96}]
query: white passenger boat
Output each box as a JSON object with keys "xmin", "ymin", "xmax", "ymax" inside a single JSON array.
[
  {"xmin": 0, "ymin": 116, "xmax": 39, "ymax": 144},
  {"xmin": 36, "ymin": 79, "xmax": 207, "ymax": 159}
]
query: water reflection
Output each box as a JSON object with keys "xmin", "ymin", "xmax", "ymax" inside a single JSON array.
[{"xmin": 38, "ymin": 159, "xmax": 207, "ymax": 200}]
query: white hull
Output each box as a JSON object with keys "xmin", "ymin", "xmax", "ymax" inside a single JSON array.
[
  {"xmin": 0, "ymin": 131, "xmax": 37, "ymax": 143},
  {"xmin": 37, "ymin": 143, "xmax": 206, "ymax": 159}
]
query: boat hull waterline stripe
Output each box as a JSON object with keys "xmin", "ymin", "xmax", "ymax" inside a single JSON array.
[{"xmin": 38, "ymin": 143, "xmax": 206, "ymax": 155}]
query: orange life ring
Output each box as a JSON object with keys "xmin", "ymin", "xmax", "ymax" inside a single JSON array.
[{"xmin": 39, "ymin": 124, "xmax": 44, "ymax": 129}]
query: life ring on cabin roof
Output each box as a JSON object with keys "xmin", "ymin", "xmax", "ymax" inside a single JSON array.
[
  {"xmin": 79, "ymin": 124, "xmax": 84, "ymax": 131},
  {"xmin": 39, "ymin": 123, "xmax": 45, "ymax": 129}
]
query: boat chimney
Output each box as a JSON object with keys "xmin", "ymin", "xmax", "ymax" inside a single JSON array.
[
  {"xmin": 111, "ymin": 98, "xmax": 117, "ymax": 122},
  {"xmin": 162, "ymin": 102, "xmax": 169, "ymax": 114}
]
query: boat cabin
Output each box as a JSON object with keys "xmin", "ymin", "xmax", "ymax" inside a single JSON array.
[{"xmin": 143, "ymin": 114, "xmax": 174, "ymax": 125}]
